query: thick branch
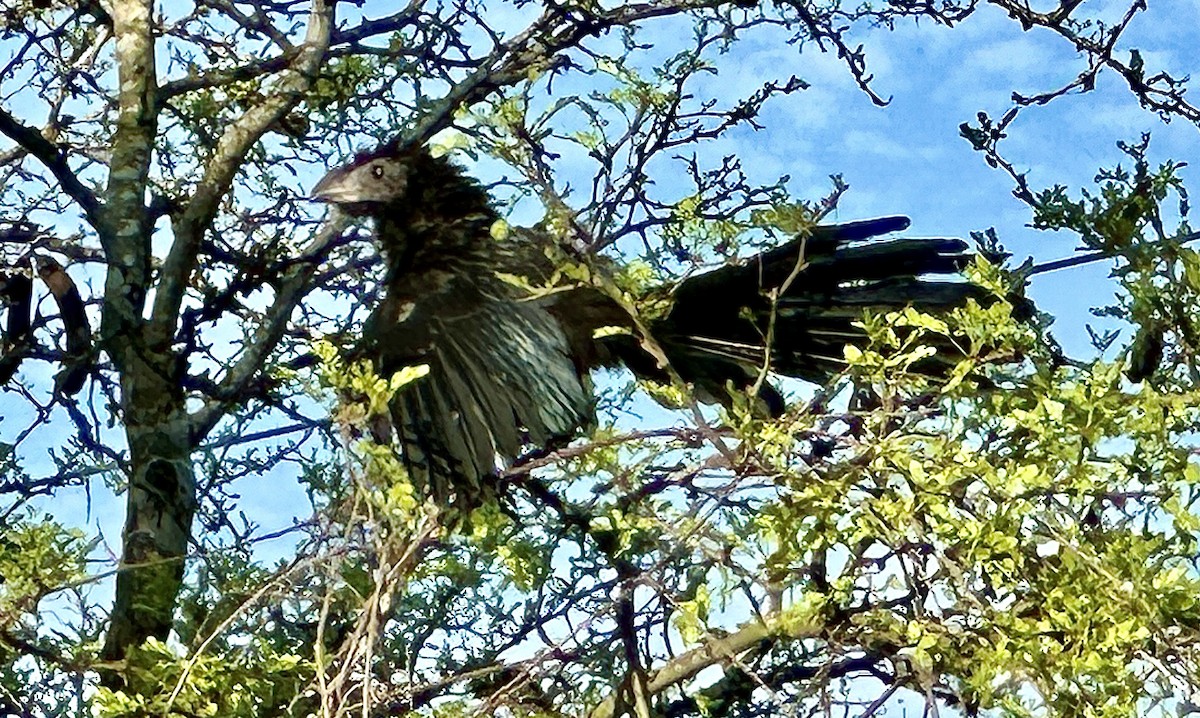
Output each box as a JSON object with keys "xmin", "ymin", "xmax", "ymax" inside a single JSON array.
[
  {"xmin": 156, "ymin": 5, "xmax": 423, "ymax": 100},
  {"xmin": 663, "ymin": 654, "xmax": 893, "ymax": 717},
  {"xmin": 587, "ymin": 613, "xmax": 820, "ymax": 718},
  {"xmin": 151, "ymin": 0, "xmax": 336, "ymax": 345},
  {"xmin": 0, "ymin": 109, "xmax": 103, "ymax": 229},
  {"xmin": 405, "ymin": 0, "xmax": 751, "ymax": 144},
  {"xmin": 188, "ymin": 210, "xmax": 351, "ymax": 442},
  {"xmin": 99, "ymin": 0, "xmax": 158, "ymax": 368}
]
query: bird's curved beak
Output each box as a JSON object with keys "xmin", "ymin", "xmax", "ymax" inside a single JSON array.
[{"xmin": 310, "ymin": 168, "xmax": 346, "ymax": 203}]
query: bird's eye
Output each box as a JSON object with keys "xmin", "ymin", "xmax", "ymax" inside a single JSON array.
[{"xmin": 371, "ymin": 165, "xmax": 385, "ymax": 179}]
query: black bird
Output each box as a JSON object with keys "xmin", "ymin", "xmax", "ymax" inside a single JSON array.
[{"xmin": 312, "ymin": 144, "xmax": 982, "ymax": 510}]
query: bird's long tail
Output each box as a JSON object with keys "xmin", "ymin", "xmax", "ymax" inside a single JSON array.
[{"xmin": 642, "ymin": 216, "xmax": 994, "ymax": 412}]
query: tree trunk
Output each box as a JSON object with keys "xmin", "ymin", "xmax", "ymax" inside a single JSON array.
[{"xmin": 100, "ymin": 360, "xmax": 195, "ymax": 672}]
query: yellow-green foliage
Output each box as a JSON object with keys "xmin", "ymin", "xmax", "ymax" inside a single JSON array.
[
  {"xmin": 596, "ymin": 57, "xmax": 677, "ymax": 111},
  {"xmin": 750, "ymin": 201, "xmax": 819, "ymax": 236},
  {"xmin": 0, "ymin": 516, "xmax": 87, "ymax": 626},
  {"xmin": 312, "ymin": 339, "xmax": 430, "ymax": 529},
  {"xmin": 662, "ymin": 193, "xmax": 745, "ymax": 252},
  {"xmin": 307, "ymin": 56, "xmax": 378, "ymax": 110},
  {"xmin": 92, "ymin": 639, "xmax": 311, "ymax": 718},
  {"xmin": 748, "ymin": 279, "xmax": 1200, "ymax": 716},
  {"xmin": 313, "ymin": 339, "xmax": 429, "ymax": 425}
]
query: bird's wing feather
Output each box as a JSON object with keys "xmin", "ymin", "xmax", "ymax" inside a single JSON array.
[{"xmin": 386, "ymin": 299, "xmax": 592, "ymax": 508}]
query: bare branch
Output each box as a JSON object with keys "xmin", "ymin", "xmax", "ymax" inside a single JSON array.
[
  {"xmin": 188, "ymin": 209, "xmax": 351, "ymax": 441},
  {"xmin": 0, "ymin": 108, "xmax": 103, "ymax": 228},
  {"xmin": 151, "ymin": 0, "xmax": 336, "ymax": 345},
  {"xmin": 589, "ymin": 615, "xmax": 815, "ymax": 718}
]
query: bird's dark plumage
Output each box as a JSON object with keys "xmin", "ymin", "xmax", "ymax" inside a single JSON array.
[{"xmin": 313, "ymin": 144, "xmax": 983, "ymax": 510}]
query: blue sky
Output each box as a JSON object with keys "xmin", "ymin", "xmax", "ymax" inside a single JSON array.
[
  {"xmin": 708, "ymin": 3, "xmax": 1198, "ymax": 355},
  {"xmin": 4, "ymin": 0, "xmax": 1195, "ymax": 546},
  {"xmin": 1, "ymin": 1, "xmax": 1197, "ymax": 671},
  {"xmin": 442, "ymin": 0, "xmax": 1199, "ymax": 358}
]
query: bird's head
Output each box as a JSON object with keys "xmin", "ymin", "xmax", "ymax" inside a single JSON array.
[
  {"xmin": 311, "ymin": 144, "xmax": 418, "ymax": 215},
  {"xmin": 313, "ymin": 143, "xmax": 497, "ymax": 233}
]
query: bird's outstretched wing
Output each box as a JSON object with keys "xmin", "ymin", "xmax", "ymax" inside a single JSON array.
[
  {"xmin": 377, "ymin": 297, "xmax": 593, "ymax": 510},
  {"xmin": 314, "ymin": 145, "xmax": 1001, "ymax": 512}
]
